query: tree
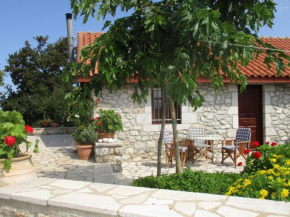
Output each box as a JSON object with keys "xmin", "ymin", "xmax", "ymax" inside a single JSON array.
[
  {"xmin": 68, "ymin": 0, "xmax": 290, "ymax": 173},
  {"xmin": 0, "ymin": 70, "xmax": 4, "ymax": 96},
  {"xmin": 1, "ymin": 36, "xmax": 75, "ymax": 125}
]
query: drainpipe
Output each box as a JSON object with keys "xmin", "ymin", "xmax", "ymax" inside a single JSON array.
[{"xmin": 65, "ymin": 13, "xmax": 74, "ymax": 62}]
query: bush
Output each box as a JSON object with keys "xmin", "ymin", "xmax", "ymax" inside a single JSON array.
[
  {"xmin": 132, "ymin": 168, "xmax": 241, "ymax": 195},
  {"xmin": 95, "ymin": 109, "xmax": 123, "ymax": 133},
  {"xmin": 71, "ymin": 124, "xmax": 98, "ymax": 144},
  {"xmin": 227, "ymin": 143, "xmax": 290, "ymax": 201}
]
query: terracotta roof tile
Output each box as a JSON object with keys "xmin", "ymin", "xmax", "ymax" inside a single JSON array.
[{"xmin": 77, "ymin": 32, "xmax": 290, "ymax": 78}]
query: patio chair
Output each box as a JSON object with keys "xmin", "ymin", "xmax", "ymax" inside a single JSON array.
[
  {"xmin": 221, "ymin": 128, "xmax": 251, "ymax": 168},
  {"xmin": 186, "ymin": 126, "xmax": 213, "ymax": 162},
  {"xmin": 163, "ymin": 130, "xmax": 188, "ymax": 168}
]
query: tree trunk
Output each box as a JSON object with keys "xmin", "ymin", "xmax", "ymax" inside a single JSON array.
[
  {"xmin": 157, "ymin": 90, "xmax": 167, "ymax": 176},
  {"xmin": 169, "ymin": 96, "xmax": 182, "ymax": 174}
]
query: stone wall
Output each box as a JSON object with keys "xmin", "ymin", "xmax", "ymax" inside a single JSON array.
[
  {"xmin": 33, "ymin": 127, "xmax": 76, "ymax": 135},
  {"xmin": 264, "ymin": 84, "xmax": 290, "ymax": 143},
  {"xmin": 93, "ymin": 84, "xmax": 239, "ymax": 162}
]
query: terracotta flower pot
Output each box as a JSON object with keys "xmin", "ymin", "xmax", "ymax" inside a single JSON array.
[
  {"xmin": 77, "ymin": 144, "xmax": 94, "ymax": 160},
  {"xmin": 0, "ymin": 154, "xmax": 37, "ymax": 187},
  {"xmin": 98, "ymin": 133, "xmax": 115, "ymax": 139},
  {"xmin": 52, "ymin": 122, "xmax": 58, "ymax": 127}
]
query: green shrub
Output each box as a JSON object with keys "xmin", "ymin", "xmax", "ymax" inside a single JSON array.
[
  {"xmin": 132, "ymin": 168, "xmax": 241, "ymax": 195},
  {"xmin": 227, "ymin": 143, "xmax": 290, "ymax": 201},
  {"xmin": 71, "ymin": 124, "xmax": 98, "ymax": 144},
  {"xmin": 244, "ymin": 143, "xmax": 290, "ymax": 174}
]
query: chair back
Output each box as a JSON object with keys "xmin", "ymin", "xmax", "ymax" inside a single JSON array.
[
  {"xmin": 163, "ymin": 129, "xmax": 172, "ymax": 143},
  {"xmin": 235, "ymin": 128, "xmax": 251, "ymax": 142},
  {"xmin": 187, "ymin": 126, "xmax": 206, "ymax": 145}
]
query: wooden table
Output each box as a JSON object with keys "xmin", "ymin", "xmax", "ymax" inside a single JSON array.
[{"xmin": 188, "ymin": 136, "xmax": 222, "ymax": 163}]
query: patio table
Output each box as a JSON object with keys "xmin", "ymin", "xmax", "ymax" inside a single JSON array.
[{"xmin": 189, "ymin": 135, "xmax": 222, "ymax": 162}]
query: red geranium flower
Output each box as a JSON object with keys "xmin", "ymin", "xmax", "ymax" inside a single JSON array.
[
  {"xmin": 5, "ymin": 136, "xmax": 16, "ymax": 147},
  {"xmin": 253, "ymin": 141, "xmax": 260, "ymax": 147},
  {"xmin": 238, "ymin": 162, "xmax": 242, "ymax": 166},
  {"xmin": 265, "ymin": 141, "xmax": 270, "ymax": 145},
  {"xmin": 95, "ymin": 117, "xmax": 99, "ymax": 120},
  {"xmin": 271, "ymin": 142, "xmax": 278, "ymax": 147},
  {"xmin": 115, "ymin": 113, "xmax": 118, "ymax": 116},
  {"xmin": 253, "ymin": 152, "xmax": 262, "ymax": 159},
  {"xmin": 89, "ymin": 117, "xmax": 94, "ymax": 122},
  {"xmin": 244, "ymin": 149, "xmax": 250, "ymax": 155},
  {"xmin": 25, "ymin": 125, "xmax": 34, "ymax": 133},
  {"xmin": 97, "ymin": 121, "xmax": 101, "ymax": 126},
  {"xmin": 71, "ymin": 102, "xmax": 74, "ymax": 107}
]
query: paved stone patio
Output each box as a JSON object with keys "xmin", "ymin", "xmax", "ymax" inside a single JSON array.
[{"xmin": 25, "ymin": 135, "xmax": 245, "ymax": 185}]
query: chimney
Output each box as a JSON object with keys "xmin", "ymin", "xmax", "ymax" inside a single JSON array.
[{"xmin": 65, "ymin": 13, "xmax": 74, "ymax": 62}]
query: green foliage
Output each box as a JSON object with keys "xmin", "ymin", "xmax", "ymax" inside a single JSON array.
[
  {"xmin": 72, "ymin": 124, "xmax": 98, "ymax": 144},
  {"xmin": 1, "ymin": 36, "xmax": 76, "ymax": 126},
  {"xmin": 95, "ymin": 109, "xmax": 123, "ymax": 133},
  {"xmin": 244, "ymin": 143, "xmax": 290, "ymax": 174},
  {"xmin": 132, "ymin": 168, "xmax": 241, "ymax": 195},
  {"xmin": 227, "ymin": 144, "xmax": 290, "ymax": 201},
  {"xmin": 0, "ymin": 110, "xmax": 38, "ymax": 170},
  {"xmin": 0, "ymin": 70, "xmax": 4, "ymax": 87},
  {"xmin": 3, "ymin": 159, "xmax": 11, "ymax": 171},
  {"xmin": 65, "ymin": 86, "xmax": 96, "ymax": 127},
  {"xmin": 68, "ymin": 0, "xmax": 289, "ymax": 112}
]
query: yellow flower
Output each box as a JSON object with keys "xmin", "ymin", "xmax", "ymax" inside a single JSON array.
[
  {"xmin": 243, "ymin": 179, "xmax": 251, "ymax": 188},
  {"xmin": 274, "ymin": 172, "xmax": 280, "ymax": 177},
  {"xmin": 268, "ymin": 176, "xmax": 274, "ymax": 181},
  {"xmin": 283, "ymin": 171, "xmax": 290, "ymax": 176},
  {"xmin": 226, "ymin": 191, "xmax": 231, "ymax": 196},
  {"xmin": 286, "ymin": 160, "xmax": 290, "ymax": 166},
  {"xmin": 272, "ymin": 192, "xmax": 277, "ymax": 198},
  {"xmin": 273, "ymin": 164, "xmax": 280, "ymax": 170},
  {"xmin": 269, "ymin": 158, "xmax": 277, "ymax": 163},
  {"xmin": 267, "ymin": 169, "xmax": 274, "ymax": 174},
  {"xmin": 258, "ymin": 170, "xmax": 266, "ymax": 175},
  {"xmin": 236, "ymin": 184, "xmax": 242, "ymax": 189},
  {"xmin": 281, "ymin": 189, "xmax": 289, "ymax": 198},
  {"xmin": 273, "ymin": 154, "xmax": 278, "ymax": 158},
  {"xmin": 259, "ymin": 189, "xmax": 268, "ymax": 199}
]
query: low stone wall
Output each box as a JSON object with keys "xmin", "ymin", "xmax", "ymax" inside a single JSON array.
[
  {"xmin": 0, "ymin": 178, "xmax": 289, "ymax": 217},
  {"xmin": 33, "ymin": 127, "xmax": 76, "ymax": 135},
  {"xmin": 95, "ymin": 142, "xmax": 123, "ymax": 172}
]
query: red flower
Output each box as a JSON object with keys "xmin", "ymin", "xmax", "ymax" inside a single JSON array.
[
  {"xmin": 244, "ymin": 149, "xmax": 250, "ymax": 155},
  {"xmin": 115, "ymin": 113, "xmax": 118, "ymax": 116},
  {"xmin": 253, "ymin": 152, "xmax": 262, "ymax": 159},
  {"xmin": 238, "ymin": 162, "xmax": 242, "ymax": 166},
  {"xmin": 71, "ymin": 102, "xmax": 74, "ymax": 107},
  {"xmin": 253, "ymin": 141, "xmax": 260, "ymax": 147},
  {"xmin": 271, "ymin": 142, "xmax": 278, "ymax": 147},
  {"xmin": 265, "ymin": 141, "xmax": 270, "ymax": 145},
  {"xmin": 95, "ymin": 117, "xmax": 99, "ymax": 120},
  {"xmin": 25, "ymin": 125, "xmax": 34, "ymax": 133},
  {"xmin": 89, "ymin": 117, "xmax": 94, "ymax": 122},
  {"xmin": 5, "ymin": 136, "xmax": 16, "ymax": 147},
  {"xmin": 97, "ymin": 121, "xmax": 101, "ymax": 126},
  {"xmin": 96, "ymin": 129, "xmax": 101, "ymax": 133}
]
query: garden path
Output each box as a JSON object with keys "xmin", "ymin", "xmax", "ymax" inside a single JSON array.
[{"xmin": 24, "ymin": 135, "xmax": 245, "ymax": 185}]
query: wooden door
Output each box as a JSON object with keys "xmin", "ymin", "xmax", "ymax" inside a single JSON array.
[{"xmin": 238, "ymin": 85, "xmax": 263, "ymax": 144}]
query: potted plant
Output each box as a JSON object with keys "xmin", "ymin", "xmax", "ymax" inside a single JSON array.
[
  {"xmin": 41, "ymin": 118, "xmax": 52, "ymax": 127},
  {"xmin": 0, "ymin": 111, "xmax": 39, "ymax": 187},
  {"xmin": 72, "ymin": 123, "xmax": 98, "ymax": 160},
  {"xmin": 94, "ymin": 109, "xmax": 123, "ymax": 139}
]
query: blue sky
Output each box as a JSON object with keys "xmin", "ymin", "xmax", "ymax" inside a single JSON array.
[{"xmin": 0, "ymin": 0, "xmax": 290, "ymax": 93}]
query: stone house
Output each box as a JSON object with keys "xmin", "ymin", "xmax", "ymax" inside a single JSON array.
[{"xmin": 77, "ymin": 32, "xmax": 290, "ymax": 162}]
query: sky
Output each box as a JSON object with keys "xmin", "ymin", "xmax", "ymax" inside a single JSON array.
[{"xmin": 0, "ymin": 0, "xmax": 290, "ymax": 93}]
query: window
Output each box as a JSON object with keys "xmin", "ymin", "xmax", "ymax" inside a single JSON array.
[{"xmin": 151, "ymin": 88, "xmax": 181, "ymax": 124}]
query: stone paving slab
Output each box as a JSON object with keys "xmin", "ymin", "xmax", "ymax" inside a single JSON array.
[
  {"xmin": 23, "ymin": 135, "xmax": 245, "ymax": 186},
  {"xmin": 0, "ymin": 178, "xmax": 289, "ymax": 217}
]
